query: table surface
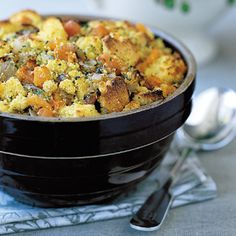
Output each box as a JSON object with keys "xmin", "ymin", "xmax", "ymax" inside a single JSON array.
[{"xmin": 6, "ymin": 6, "xmax": 236, "ymax": 236}]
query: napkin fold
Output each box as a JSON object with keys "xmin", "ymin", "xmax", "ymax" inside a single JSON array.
[{"xmin": 0, "ymin": 148, "xmax": 217, "ymax": 235}]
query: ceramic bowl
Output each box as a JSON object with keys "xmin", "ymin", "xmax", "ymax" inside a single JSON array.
[{"xmin": 0, "ymin": 15, "xmax": 196, "ymax": 207}]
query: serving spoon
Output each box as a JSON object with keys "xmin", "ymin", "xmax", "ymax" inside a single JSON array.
[{"xmin": 130, "ymin": 87, "xmax": 236, "ymax": 231}]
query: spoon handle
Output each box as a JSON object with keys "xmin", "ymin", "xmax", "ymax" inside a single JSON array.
[
  {"xmin": 130, "ymin": 148, "xmax": 192, "ymax": 231},
  {"xmin": 130, "ymin": 179, "xmax": 173, "ymax": 231}
]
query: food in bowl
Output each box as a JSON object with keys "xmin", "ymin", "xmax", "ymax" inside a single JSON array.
[{"xmin": 0, "ymin": 10, "xmax": 187, "ymax": 118}]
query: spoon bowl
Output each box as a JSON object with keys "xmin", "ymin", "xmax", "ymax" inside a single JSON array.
[{"xmin": 178, "ymin": 87, "xmax": 236, "ymax": 150}]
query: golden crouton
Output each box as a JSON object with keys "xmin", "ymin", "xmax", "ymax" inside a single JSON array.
[
  {"xmin": 123, "ymin": 100, "xmax": 140, "ymax": 111},
  {"xmin": 102, "ymin": 35, "xmax": 139, "ymax": 68},
  {"xmin": 74, "ymin": 78, "xmax": 89, "ymax": 101},
  {"xmin": 10, "ymin": 10, "xmax": 42, "ymax": 27},
  {"xmin": 9, "ymin": 94, "xmax": 28, "ymax": 112},
  {"xmin": 98, "ymin": 77, "xmax": 130, "ymax": 113},
  {"xmin": 43, "ymin": 80, "xmax": 58, "ymax": 95},
  {"xmin": 46, "ymin": 59, "xmax": 68, "ymax": 75},
  {"xmin": 0, "ymin": 77, "xmax": 26, "ymax": 100},
  {"xmin": 76, "ymin": 36, "xmax": 102, "ymax": 59},
  {"xmin": 144, "ymin": 54, "xmax": 187, "ymax": 84},
  {"xmin": 59, "ymin": 103, "xmax": 99, "ymax": 117},
  {"xmin": 59, "ymin": 79, "xmax": 76, "ymax": 95},
  {"xmin": 0, "ymin": 101, "xmax": 9, "ymax": 112},
  {"xmin": 0, "ymin": 21, "xmax": 21, "ymax": 38},
  {"xmin": 38, "ymin": 17, "xmax": 68, "ymax": 42},
  {"xmin": 133, "ymin": 90, "xmax": 163, "ymax": 106}
]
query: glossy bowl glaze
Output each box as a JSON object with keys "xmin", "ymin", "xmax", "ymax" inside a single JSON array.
[{"xmin": 0, "ymin": 15, "xmax": 196, "ymax": 207}]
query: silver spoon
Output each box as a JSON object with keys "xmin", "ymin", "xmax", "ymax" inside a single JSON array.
[{"xmin": 130, "ymin": 87, "xmax": 236, "ymax": 231}]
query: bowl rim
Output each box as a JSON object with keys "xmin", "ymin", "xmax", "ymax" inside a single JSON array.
[{"xmin": 0, "ymin": 14, "xmax": 196, "ymax": 122}]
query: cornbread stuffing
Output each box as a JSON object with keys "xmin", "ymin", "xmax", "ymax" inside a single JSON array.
[{"xmin": 0, "ymin": 10, "xmax": 187, "ymax": 117}]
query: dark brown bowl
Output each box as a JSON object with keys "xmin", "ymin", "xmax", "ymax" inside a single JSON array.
[{"xmin": 0, "ymin": 15, "xmax": 196, "ymax": 207}]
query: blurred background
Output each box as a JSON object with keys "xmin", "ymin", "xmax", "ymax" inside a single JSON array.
[{"xmin": 1, "ymin": 0, "xmax": 236, "ymax": 69}]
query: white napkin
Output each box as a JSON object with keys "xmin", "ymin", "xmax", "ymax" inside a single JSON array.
[{"xmin": 0, "ymin": 148, "xmax": 217, "ymax": 235}]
